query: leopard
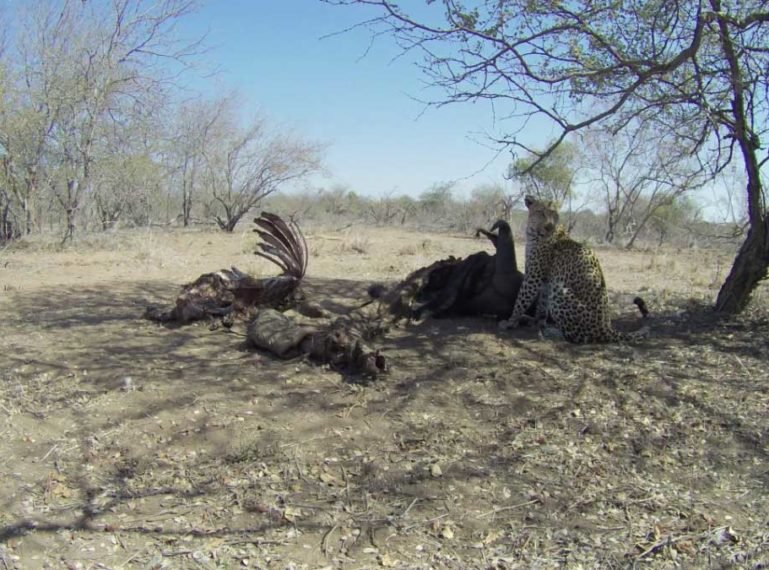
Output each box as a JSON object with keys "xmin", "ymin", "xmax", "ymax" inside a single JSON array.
[{"xmin": 500, "ymin": 195, "xmax": 648, "ymax": 343}]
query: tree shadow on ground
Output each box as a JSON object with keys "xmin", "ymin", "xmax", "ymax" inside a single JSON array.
[{"xmin": 1, "ymin": 277, "xmax": 768, "ymax": 567}]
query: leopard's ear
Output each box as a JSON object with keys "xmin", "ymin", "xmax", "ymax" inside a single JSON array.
[{"xmin": 524, "ymin": 195, "xmax": 535, "ymax": 208}]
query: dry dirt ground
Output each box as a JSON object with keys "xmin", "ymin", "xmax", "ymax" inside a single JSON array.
[{"xmin": 1, "ymin": 225, "xmax": 768, "ymax": 570}]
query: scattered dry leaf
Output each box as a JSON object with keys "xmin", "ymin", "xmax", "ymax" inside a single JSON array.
[{"xmin": 379, "ymin": 553, "xmax": 398, "ymax": 567}]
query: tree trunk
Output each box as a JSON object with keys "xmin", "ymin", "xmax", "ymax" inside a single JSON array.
[
  {"xmin": 711, "ymin": 3, "xmax": 769, "ymax": 313},
  {"xmin": 715, "ymin": 219, "xmax": 769, "ymax": 313},
  {"xmin": 59, "ymin": 179, "xmax": 80, "ymax": 245},
  {"xmin": 215, "ymin": 212, "xmax": 239, "ymax": 232},
  {"xmin": 603, "ymin": 197, "xmax": 615, "ymax": 244},
  {"xmin": 182, "ymin": 173, "xmax": 193, "ymax": 226},
  {"xmin": 1, "ymin": 197, "xmax": 20, "ymax": 241},
  {"xmin": 625, "ymin": 206, "xmax": 660, "ymax": 250},
  {"xmin": 22, "ymin": 196, "xmax": 34, "ymax": 235},
  {"xmin": 223, "ymin": 215, "xmax": 240, "ymax": 232},
  {"xmin": 61, "ymin": 208, "xmax": 77, "ymax": 244},
  {"xmin": 20, "ymin": 174, "xmax": 37, "ymax": 235},
  {"xmin": 183, "ymin": 200, "xmax": 191, "ymax": 226}
]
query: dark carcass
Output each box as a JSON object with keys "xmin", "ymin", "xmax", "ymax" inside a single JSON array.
[{"xmin": 369, "ymin": 220, "xmax": 525, "ymax": 321}]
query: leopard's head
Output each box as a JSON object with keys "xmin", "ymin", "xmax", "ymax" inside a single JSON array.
[{"xmin": 524, "ymin": 195, "xmax": 560, "ymax": 240}]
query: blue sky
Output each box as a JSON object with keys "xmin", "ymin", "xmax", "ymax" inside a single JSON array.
[
  {"xmin": 182, "ymin": 1, "xmax": 550, "ymax": 199},
  {"xmin": 0, "ymin": 0, "xmax": 742, "ymax": 220},
  {"xmin": 178, "ymin": 2, "xmax": 745, "ymax": 223}
]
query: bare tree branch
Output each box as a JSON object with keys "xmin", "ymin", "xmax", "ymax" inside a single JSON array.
[{"xmin": 327, "ymin": 0, "xmax": 769, "ymax": 312}]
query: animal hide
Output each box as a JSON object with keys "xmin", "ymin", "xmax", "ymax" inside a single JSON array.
[
  {"xmin": 246, "ymin": 308, "xmax": 387, "ymax": 376},
  {"xmin": 145, "ymin": 213, "xmax": 313, "ymax": 324},
  {"xmin": 369, "ymin": 220, "xmax": 524, "ymax": 321}
]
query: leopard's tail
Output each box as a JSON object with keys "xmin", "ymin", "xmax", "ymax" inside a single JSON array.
[
  {"xmin": 610, "ymin": 326, "xmax": 650, "ymax": 342},
  {"xmin": 605, "ymin": 297, "xmax": 650, "ymax": 342},
  {"xmin": 633, "ymin": 296, "xmax": 650, "ymax": 318}
]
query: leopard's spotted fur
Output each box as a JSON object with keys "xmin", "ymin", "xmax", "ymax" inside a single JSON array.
[{"xmin": 500, "ymin": 196, "xmax": 648, "ymax": 343}]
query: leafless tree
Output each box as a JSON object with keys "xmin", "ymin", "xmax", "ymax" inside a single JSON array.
[
  {"xmin": 367, "ymin": 191, "xmax": 405, "ymax": 225},
  {"xmin": 202, "ymin": 112, "xmax": 324, "ymax": 232},
  {"xmin": 0, "ymin": 25, "xmax": 60, "ymax": 237},
  {"xmin": 3, "ymin": 0, "xmax": 203, "ymax": 243},
  {"xmin": 327, "ymin": 0, "xmax": 769, "ymax": 313},
  {"xmin": 581, "ymin": 122, "xmax": 708, "ymax": 247},
  {"xmin": 167, "ymin": 97, "xmax": 225, "ymax": 226},
  {"xmin": 0, "ymin": 41, "xmax": 18, "ymax": 241}
]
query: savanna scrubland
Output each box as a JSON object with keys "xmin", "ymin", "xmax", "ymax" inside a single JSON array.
[
  {"xmin": 2, "ymin": 0, "xmax": 769, "ymax": 567},
  {"xmin": 1, "ymin": 218, "xmax": 767, "ymax": 569}
]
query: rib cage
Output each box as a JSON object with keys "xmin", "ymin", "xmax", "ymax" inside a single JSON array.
[
  {"xmin": 253, "ymin": 212, "xmax": 308, "ymax": 280},
  {"xmin": 144, "ymin": 212, "xmax": 309, "ymax": 324},
  {"xmin": 224, "ymin": 211, "xmax": 309, "ymax": 309}
]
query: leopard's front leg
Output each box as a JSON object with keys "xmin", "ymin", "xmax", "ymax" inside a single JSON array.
[{"xmin": 498, "ymin": 272, "xmax": 543, "ymax": 331}]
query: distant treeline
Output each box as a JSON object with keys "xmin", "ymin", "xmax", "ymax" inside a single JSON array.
[{"xmin": 262, "ymin": 185, "xmax": 743, "ymax": 251}]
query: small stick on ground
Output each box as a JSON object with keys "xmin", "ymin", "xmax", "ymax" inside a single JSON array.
[
  {"xmin": 341, "ymin": 465, "xmax": 353, "ymax": 512},
  {"xmin": 476, "ymin": 499, "xmax": 539, "ymax": 518},
  {"xmin": 402, "ymin": 513, "xmax": 449, "ymax": 532},
  {"xmin": 401, "ymin": 498, "xmax": 419, "ymax": 520},
  {"xmin": 118, "ymin": 547, "xmax": 146, "ymax": 568},
  {"xmin": 0, "ymin": 547, "xmax": 11, "ymax": 570},
  {"xmin": 633, "ymin": 526, "xmax": 732, "ymax": 563},
  {"xmin": 40, "ymin": 444, "xmax": 59, "ymax": 462},
  {"xmin": 321, "ymin": 524, "xmax": 339, "ymax": 556}
]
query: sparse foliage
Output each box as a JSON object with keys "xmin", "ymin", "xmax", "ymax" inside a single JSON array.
[
  {"xmin": 457, "ymin": 183, "xmax": 518, "ymax": 232},
  {"xmin": 168, "ymin": 98, "xmax": 226, "ymax": 227},
  {"xmin": 328, "ymin": 0, "xmax": 769, "ymax": 313},
  {"xmin": 92, "ymin": 150, "xmax": 165, "ymax": 230},
  {"xmin": 508, "ymin": 142, "xmax": 580, "ymax": 229},
  {"xmin": 366, "ymin": 191, "xmax": 417, "ymax": 225},
  {"xmin": 317, "ymin": 184, "xmax": 363, "ymax": 219},
  {"xmin": 508, "ymin": 143, "xmax": 577, "ymax": 206},
  {"xmin": 647, "ymin": 196, "xmax": 702, "ymax": 247},
  {"xmin": 1, "ymin": 0, "xmax": 203, "ymax": 243},
  {"xmin": 418, "ymin": 181, "xmax": 455, "ymax": 225}
]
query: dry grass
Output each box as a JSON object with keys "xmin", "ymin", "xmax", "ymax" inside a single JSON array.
[{"xmin": 0, "ymin": 225, "xmax": 767, "ymax": 569}]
